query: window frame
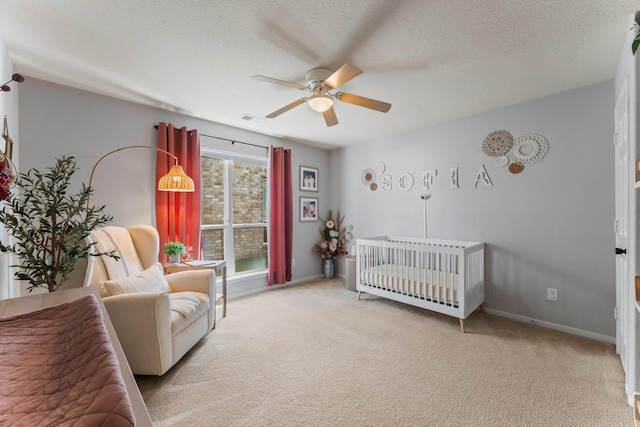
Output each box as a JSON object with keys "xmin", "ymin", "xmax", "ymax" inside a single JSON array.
[{"xmin": 200, "ymin": 148, "xmax": 268, "ymax": 277}]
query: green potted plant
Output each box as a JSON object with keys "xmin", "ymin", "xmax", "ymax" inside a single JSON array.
[
  {"xmin": 0, "ymin": 156, "xmax": 117, "ymax": 293},
  {"xmin": 164, "ymin": 240, "xmax": 187, "ymax": 264}
]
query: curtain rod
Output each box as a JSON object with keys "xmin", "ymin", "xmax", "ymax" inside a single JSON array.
[{"xmin": 153, "ymin": 125, "xmax": 268, "ymax": 150}]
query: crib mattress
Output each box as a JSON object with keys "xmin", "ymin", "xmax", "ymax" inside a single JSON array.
[{"xmin": 360, "ymin": 264, "xmax": 459, "ymax": 303}]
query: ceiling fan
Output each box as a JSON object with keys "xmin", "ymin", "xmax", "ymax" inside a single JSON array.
[{"xmin": 252, "ymin": 64, "xmax": 391, "ymax": 127}]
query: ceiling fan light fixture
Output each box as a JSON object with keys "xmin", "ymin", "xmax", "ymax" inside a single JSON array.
[{"xmin": 307, "ymin": 93, "xmax": 334, "ymax": 113}]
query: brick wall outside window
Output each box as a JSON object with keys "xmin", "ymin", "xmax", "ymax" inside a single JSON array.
[{"xmin": 201, "ymin": 157, "xmax": 267, "ymax": 263}]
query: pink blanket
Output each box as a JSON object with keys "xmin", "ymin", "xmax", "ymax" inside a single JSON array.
[{"xmin": 0, "ymin": 294, "xmax": 135, "ymax": 426}]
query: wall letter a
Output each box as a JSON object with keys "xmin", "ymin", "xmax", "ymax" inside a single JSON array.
[{"xmin": 474, "ymin": 165, "xmax": 493, "ymax": 187}]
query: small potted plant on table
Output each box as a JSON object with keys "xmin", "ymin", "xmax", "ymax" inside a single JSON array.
[{"xmin": 164, "ymin": 241, "xmax": 187, "ymax": 264}]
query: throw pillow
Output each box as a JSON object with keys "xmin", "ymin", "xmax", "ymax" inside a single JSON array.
[{"xmin": 101, "ymin": 262, "xmax": 171, "ymax": 296}]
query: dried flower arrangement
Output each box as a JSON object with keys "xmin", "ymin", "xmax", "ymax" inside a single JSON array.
[{"xmin": 312, "ymin": 210, "xmax": 350, "ymax": 259}]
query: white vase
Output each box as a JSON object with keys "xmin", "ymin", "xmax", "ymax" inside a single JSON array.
[{"xmin": 168, "ymin": 254, "xmax": 181, "ymax": 264}]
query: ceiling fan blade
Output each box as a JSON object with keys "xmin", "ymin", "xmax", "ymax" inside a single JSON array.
[
  {"xmin": 265, "ymin": 98, "xmax": 308, "ymax": 118},
  {"xmin": 322, "ymin": 106, "xmax": 339, "ymax": 127},
  {"xmin": 337, "ymin": 92, "xmax": 391, "ymax": 113},
  {"xmin": 324, "ymin": 64, "xmax": 363, "ymax": 89},
  {"xmin": 252, "ymin": 75, "xmax": 307, "ymax": 90}
]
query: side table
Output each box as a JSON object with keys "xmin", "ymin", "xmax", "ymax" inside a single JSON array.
[{"xmin": 164, "ymin": 260, "xmax": 227, "ymax": 327}]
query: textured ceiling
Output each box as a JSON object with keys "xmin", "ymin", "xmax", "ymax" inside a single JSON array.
[{"xmin": 0, "ymin": 0, "xmax": 638, "ymax": 149}]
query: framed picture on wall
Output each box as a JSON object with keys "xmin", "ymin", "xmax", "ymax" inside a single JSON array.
[
  {"xmin": 300, "ymin": 197, "xmax": 318, "ymax": 222},
  {"xmin": 300, "ymin": 165, "xmax": 318, "ymax": 192}
]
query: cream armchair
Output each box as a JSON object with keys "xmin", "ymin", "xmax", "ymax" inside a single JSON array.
[{"xmin": 84, "ymin": 225, "xmax": 216, "ymax": 376}]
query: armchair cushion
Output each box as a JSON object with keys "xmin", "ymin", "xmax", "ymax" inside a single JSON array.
[
  {"xmin": 101, "ymin": 262, "xmax": 171, "ymax": 296},
  {"xmin": 92, "ymin": 226, "xmax": 145, "ymax": 280},
  {"xmin": 170, "ymin": 292, "xmax": 210, "ymax": 335}
]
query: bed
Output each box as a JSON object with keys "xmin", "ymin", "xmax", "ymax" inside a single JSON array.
[{"xmin": 356, "ymin": 236, "xmax": 485, "ymax": 332}]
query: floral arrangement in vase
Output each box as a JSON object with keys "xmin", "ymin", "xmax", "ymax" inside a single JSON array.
[
  {"xmin": 312, "ymin": 210, "xmax": 350, "ymax": 259},
  {"xmin": 164, "ymin": 240, "xmax": 187, "ymax": 263}
]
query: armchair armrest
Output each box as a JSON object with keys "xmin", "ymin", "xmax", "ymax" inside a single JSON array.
[
  {"xmin": 165, "ymin": 270, "xmax": 217, "ymax": 331},
  {"xmin": 166, "ymin": 270, "xmax": 216, "ymax": 296},
  {"xmin": 102, "ymin": 292, "xmax": 172, "ymax": 376}
]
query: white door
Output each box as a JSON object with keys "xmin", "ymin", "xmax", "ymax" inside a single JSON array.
[{"xmin": 614, "ymin": 79, "xmax": 630, "ymax": 373}]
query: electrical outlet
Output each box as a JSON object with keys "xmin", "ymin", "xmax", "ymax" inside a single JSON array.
[
  {"xmin": 546, "ymin": 288, "xmax": 558, "ymax": 302},
  {"xmin": 292, "ymin": 259, "xmax": 296, "ymax": 268}
]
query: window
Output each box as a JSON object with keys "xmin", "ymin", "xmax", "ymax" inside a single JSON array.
[{"xmin": 201, "ymin": 149, "xmax": 268, "ymax": 276}]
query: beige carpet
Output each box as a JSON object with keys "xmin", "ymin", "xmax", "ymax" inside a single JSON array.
[{"xmin": 136, "ymin": 279, "xmax": 631, "ymax": 426}]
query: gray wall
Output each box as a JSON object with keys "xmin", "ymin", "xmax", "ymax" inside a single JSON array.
[
  {"xmin": 15, "ymin": 76, "xmax": 618, "ymax": 339},
  {"xmin": 331, "ymin": 81, "xmax": 615, "ymax": 339},
  {"xmin": 18, "ymin": 78, "xmax": 329, "ymax": 297}
]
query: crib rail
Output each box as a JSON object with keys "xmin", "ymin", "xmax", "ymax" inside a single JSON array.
[{"xmin": 356, "ymin": 236, "xmax": 484, "ymax": 321}]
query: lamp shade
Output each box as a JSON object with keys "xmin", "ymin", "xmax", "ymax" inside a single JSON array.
[
  {"xmin": 86, "ymin": 145, "xmax": 196, "ymax": 209},
  {"xmin": 158, "ymin": 164, "xmax": 195, "ymax": 192},
  {"xmin": 307, "ymin": 93, "xmax": 334, "ymax": 113}
]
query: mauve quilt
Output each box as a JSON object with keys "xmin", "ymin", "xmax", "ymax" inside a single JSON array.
[{"xmin": 0, "ymin": 294, "xmax": 135, "ymax": 426}]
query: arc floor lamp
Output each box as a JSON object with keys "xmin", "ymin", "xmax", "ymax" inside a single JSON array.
[{"xmin": 87, "ymin": 145, "xmax": 195, "ymax": 208}]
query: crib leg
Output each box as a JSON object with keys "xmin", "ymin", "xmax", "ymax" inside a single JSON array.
[
  {"xmin": 459, "ymin": 319, "xmax": 465, "ymax": 333},
  {"xmin": 357, "ymin": 291, "xmax": 362, "ymax": 300}
]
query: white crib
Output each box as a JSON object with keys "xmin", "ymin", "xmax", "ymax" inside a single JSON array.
[{"xmin": 356, "ymin": 236, "xmax": 485, "ymax": 332}]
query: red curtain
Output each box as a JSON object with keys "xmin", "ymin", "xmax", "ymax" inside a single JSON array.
[
  {"xmin": 156, "ymin": 122, "xmax": 202, "ymax": 261},
  {"xmin": 268, "ymin": 146, "xmax": 292, "ymax": 285}
]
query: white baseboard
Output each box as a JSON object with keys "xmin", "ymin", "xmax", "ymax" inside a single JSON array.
[
  {"xmin": 483, "ymin": 308, "xmax": 615, "ymax": 344},
  {"xmin": 228, "ymin": 274, "xmax": 322, "ymax": 300}
]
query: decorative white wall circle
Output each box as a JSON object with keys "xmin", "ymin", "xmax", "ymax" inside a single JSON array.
[
  {"xmin": 507, "ymin": 134, "xmax": 548, "ymax": 165},
  {"xmin": 373, "ymin": 162, "xmax": 386, "ymax": 175},
  {"xmin": 495, "ymin": 155, "xmax": 509, "ymax": 167}
]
